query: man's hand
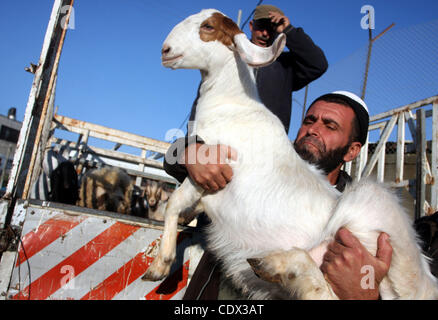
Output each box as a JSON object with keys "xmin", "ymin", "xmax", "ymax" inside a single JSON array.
[
  {"xmin": 320, "ymin": 228, "xmax": 393, "ymax": 300},
  {"xmin": 181, "ymin": 143, "xmax": 237, "ymax": 192},
  {"xmin": 269, "ymin": 11, "xmax": 291, "ymax": 33}
]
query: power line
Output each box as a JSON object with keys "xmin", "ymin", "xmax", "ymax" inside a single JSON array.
[
  {"xmin": 178, "ymin": 111, "xmax": 191, "ymax": 131},
  {"xmin": 240, "ymin": 0, "xmax": 264, "ymax": 30}
]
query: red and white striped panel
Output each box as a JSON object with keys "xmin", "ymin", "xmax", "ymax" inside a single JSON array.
[{"xmin": 8, "ymin": 207, "xmax": 195, "ymax": 300}]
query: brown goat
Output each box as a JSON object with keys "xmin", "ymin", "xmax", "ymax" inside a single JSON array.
[
  {"xmin": 143, "ymin": 180, "xmax": 198, "ymax": 224},
  {"xmin": 78, "ymin": 167, "xmax": 133, "ymax": 215}
]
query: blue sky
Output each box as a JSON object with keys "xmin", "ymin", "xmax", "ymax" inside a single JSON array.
[{"xmin": 1, "ymin": 0, "xmax": 437, "ymax": 148}]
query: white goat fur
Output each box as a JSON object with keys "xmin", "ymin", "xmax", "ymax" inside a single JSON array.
[{"xmin": 143, "ymin": 9, "xmax": 438, "ymax": 299}]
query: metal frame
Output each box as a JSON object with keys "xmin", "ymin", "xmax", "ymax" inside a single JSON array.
[
  {"xmin": 4, "ymin": 0, "xmax": 74, "ymax": 203},
  {"xmin": 346, "ymin": 95, "xmax": 438, "ymax": 218},
  {"xmin": 49, "ymin": 114, "xmax": 178, "ymax": 185}
]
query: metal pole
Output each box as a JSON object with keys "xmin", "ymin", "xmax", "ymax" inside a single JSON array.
[
  {"xmin": 361, "ymin": 22, "xmax": 395, "ymax": 100},
  {"xmin": 301, "ymin": 85, "xmax": 309, "ymax": 122},
  {"xmin": 237, "ymin": 9, "xmax": 242, "ymax": 28},
  {"xmin": 361, "ymin": 15, "xmax": 373, "ymax": 100}
]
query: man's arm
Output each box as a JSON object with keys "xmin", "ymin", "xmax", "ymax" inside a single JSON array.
[
  {"xmin": 271, "ymin": 11, "xmax": 328, "ymax": 91},
  {"xmin": 320, "ymin": 228, "xmax": 393, "ymax": 300},
  {"xmin": 164, "ymin": 140, "xmax": 236, "ymax": 192},
  {"xmin": 163, "ymin": 135, "xmax": 202, "ymax": 183},
  {"xmin": 181, "ymin": 143, "xmax": 236, "ymax": 192}
]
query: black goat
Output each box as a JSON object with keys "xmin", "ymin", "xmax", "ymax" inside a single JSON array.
[
  {"xmin": 49, "ymin": 161, "xmax": 79, "ymax": 205},
  {"xmin": 415, "ymin": 212, "xmax": 438, "ymax": 278}
]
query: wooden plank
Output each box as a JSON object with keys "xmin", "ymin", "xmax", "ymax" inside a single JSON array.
[
  {"xmin": 53, "ymin": 114, "xmax": 170, "ymax": 154},
  {"xmin": 354, "ymin": 137, "xmax": 369, "ymax": 181},
  {"xmin": 48, "ymin": 137, "xmax": 165, "ymax": 169},
  {"xmin": 136, "ymin": 149, "xmax": 147, "ymax": 186},
  {"xmin": 396, "ymin": 112, "xmax": 405, "ymax": 183},
  {"xmin": 415, "ymin": 109, "xmax": 426, "ymax": 219},
  {"xmin": 369, "ymin": 121, "xmax": 386, "ymax": 131},
  {"xmin": 362, "ymin": 115, "xmax": 398, "ymax": 178},
  {"xmin": 377, "ymin": 127, "xmax": 386, "ymax": 183},
  {"xmin": 405, "ymin": 110, "xmax": 417, "ymax": 146},
  {"xmin": 431, "ymin": 101, "xmax": 438, "ymax": 212},
  {"xmin": 21, "ymin": 1, "xmax": 75, "ymax": 200},
  {"xmin": 370, "ymin": 95, "xmax": 438, "ymax": 122},
  {"xmin": 47, "ymin": 138, "xmax": 177, "ymax": 185},
  {"xmin": 5, "ymin": 0, "xmax": 74, "ymax": 200}
]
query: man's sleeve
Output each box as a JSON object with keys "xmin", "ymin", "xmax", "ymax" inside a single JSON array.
[
  {"xmin": 164, "ymin": 84, "xmax": 204, "ymax": 183},
  {"xmin": 282, "ymin": 25, "xmax": 328, "ymax": 91},
  {"xmin": 163, "ymin": 135, "xmax": 205, "ymax": 183}
]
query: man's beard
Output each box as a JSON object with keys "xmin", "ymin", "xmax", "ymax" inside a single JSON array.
[{"xmin": 293, "ymin": 136, "xmax": 351, "ymax": 175}]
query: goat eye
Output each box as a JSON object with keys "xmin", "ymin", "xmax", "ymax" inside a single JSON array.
[{"xmin": 202, "ymin": 24, "xmax": 214, "ymax": 31}]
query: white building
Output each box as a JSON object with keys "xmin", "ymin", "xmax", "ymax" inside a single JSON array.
[{"xmin": 0, "ymin": 108, "xmax": 21, "ymax": 188}]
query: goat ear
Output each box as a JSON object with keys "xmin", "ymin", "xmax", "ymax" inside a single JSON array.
[
  {"xmin": 160, "ymin": 190, "xmax": 169, "ymax": 202},
  {"xmin": 233, "ymin": 33, "xmax": 286, "ymax": 67},
  {"xmin": 220, "ymin": 15, "xmax": 243, "ymax": 47}
]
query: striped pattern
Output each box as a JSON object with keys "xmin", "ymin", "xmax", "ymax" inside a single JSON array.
[
  {"xmin": 29, "ymin": 149, "xmax": 66, "ymax": 201},
  {"xmin": 9, "ymin": 208, "xmax": 193, "ymax": 300}
]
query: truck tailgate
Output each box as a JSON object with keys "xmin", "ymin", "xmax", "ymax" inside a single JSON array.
[{"xmin": 6, "ymin": 200, "xmax": 201, "ymax": 300}]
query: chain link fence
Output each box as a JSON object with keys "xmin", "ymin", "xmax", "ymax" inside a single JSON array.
[{"xmin": 292, "ymin": 19, "xmax": 438, "ymax": 143}]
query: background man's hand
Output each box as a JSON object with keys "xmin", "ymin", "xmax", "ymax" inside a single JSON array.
[
  {"xmin": 181, "ymin": 143, "xmax": 237, "ymax": 192},
  {"xmin": 320, "ymin": 228, "xmax": 393, "ymax": 300},
  {"xmin": 269, "ymin": 11, "xmax": 291, "ymax": 33}
]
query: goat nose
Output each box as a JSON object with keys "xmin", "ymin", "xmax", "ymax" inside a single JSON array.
[{"xmin": 162, "ymin": 45, "xmax": 171, "ymax": 56}]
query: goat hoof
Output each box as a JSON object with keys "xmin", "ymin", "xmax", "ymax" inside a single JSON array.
[
  {"xmin": 247, "ymin": 257, "xmax": 282, "ymax": 284},
  {"xmin": 141, "ymin": 270, "xmax": 166, "ymax": 282},
  {"xmin": 141, "ymin": 259, "xmax": 171, "ymax": 282},
  {"xmin": 141, "ymin": 267, "xmax": 168, "ymax": 281}
]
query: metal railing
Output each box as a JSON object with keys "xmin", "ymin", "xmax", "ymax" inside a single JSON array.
[
  {"xmin": 345, "ymin": 95, "xmax": 438, "ymax": 218},
  {"xmin": 49, "ymin": 113, "xmax": 177, "ymax": 185}
]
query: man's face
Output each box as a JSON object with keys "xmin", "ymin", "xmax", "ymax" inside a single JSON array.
[
  {"xmin": 249, "ymin": 19, "xmax": 277, "ymax": 47},
  {"xmin": 294, "ymin": 101, "xmax": 360, "ymax": 174}
]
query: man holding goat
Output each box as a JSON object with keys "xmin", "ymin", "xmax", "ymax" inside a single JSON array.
[{"xmin": 163, "ymin": 5, "xmax": 392, "ymax": 300}]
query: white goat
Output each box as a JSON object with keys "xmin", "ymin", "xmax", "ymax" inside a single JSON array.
[{"xmin": 142, "ymin": 9, "xmax": 438, "ymax": 299}]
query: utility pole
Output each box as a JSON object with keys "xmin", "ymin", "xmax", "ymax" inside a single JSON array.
[
  {"xmin": 301, "ymin": 85, "xmax": 309, "ymax": 122},
  {"xmin": 237, "ymin": 9, "xmax": 242, "ymax": 28},
  {"xmin": 361, "ymin": 19, "xmax": 395, "ymax": 100}
]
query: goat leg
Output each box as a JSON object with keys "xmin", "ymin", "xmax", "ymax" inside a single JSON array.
[
  {"xmin": 248, "ymin": 248, "xmax": 338, "ymax": 300},
  {"xmin": 142, "ymin": 178, "xmax": 204, "ymax": 281}
]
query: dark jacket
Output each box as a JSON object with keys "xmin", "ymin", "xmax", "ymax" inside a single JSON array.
[
  {"xmin": 164, "ymin": 25, "xmax": 328, "ymax": 183},
  {"xmin": 255, "ymin": 25, "xmax": 328, "ymax": 131}
]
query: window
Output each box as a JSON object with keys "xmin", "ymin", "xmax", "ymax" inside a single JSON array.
[{"xmin": 0, "ymin": 125, "xmax": 20, "ymax": 143}]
